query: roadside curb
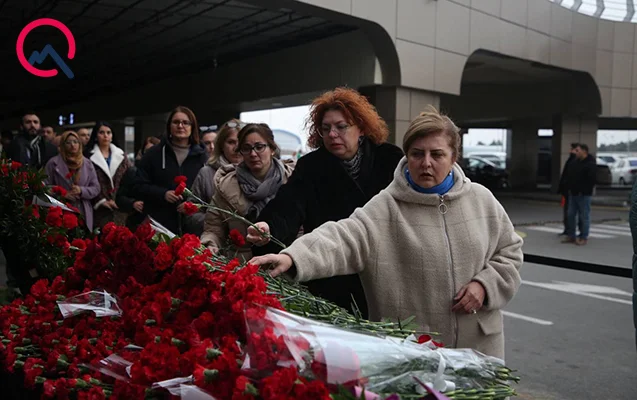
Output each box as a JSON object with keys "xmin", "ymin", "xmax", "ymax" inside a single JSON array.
[
  {"xmin": 513, "ymin": 217, "xmax": 624, "ymax": 227},
  {"xmin": 505, "ymin": 195, "xmax": 629, "ymax": 208}
]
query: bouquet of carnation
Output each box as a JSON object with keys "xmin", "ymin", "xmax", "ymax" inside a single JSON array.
[{"xmin": 243, "ymin": 307, "xmax": 518, "ymax": 400}]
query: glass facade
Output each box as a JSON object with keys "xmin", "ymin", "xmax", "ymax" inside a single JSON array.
[{"xmin": 551, "ymin": 0, "xmax": 637, "ymax": 22}]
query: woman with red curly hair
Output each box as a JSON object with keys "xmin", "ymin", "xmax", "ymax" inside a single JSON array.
[{"xmin": 247, "ymin": 87, "xmax": 403, "ymax": 318}]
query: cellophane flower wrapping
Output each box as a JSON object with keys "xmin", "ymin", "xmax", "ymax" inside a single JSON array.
[
  {"xmin": 244, "ymin": 307, "xmax": 508, "ymax": 397},
  {"xmin": 56, "ymin": 290, "xmax": 122, "ymax": 318}
]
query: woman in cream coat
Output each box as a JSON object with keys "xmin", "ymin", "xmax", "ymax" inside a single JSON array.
[{"xmin": 250, "ymin": 108, "xmax": 523, "ymax": 359}]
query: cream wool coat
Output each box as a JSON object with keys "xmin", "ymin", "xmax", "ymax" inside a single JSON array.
[
  {"xmin": 282, "ymin": 157, "xmax": 523, "ymax": 359},
  {"xmin": 201, "ymin": 161, "xmax": 294, "ymax": 261}
]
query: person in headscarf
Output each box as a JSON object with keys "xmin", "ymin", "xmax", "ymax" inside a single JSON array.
[{"xmin": 44, "ymin": 131, "xmax": 101, "ymax": 231}]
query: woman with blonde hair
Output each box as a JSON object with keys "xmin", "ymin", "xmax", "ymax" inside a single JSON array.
[
  {"xmin": 191, "ymin": 119, "xmax": 244, "ymax": 205},
  {"xmin": 250, "ymin": 107, "xmax": 523, "ymax": 359},
  {"xmin": 45, "ymin": 131, "xmax": 101, "ymax": 230},
  {"xmin": 246, "ymin": 87, "xmax": 403, "ymax": 318}
]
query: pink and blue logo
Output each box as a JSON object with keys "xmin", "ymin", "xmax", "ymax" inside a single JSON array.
[{"xmin": 16, "ymin": 18, "xmax": 75, "ymax": 79}]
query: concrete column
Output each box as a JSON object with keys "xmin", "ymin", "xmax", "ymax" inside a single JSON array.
[
  {"xmin": 359, "ymin": 85, "xmax": 440, "ymax": 149},
  {"xmin": 551, "ymin": 115, "xmax": 598, "ymax": 191},
  {"xmin": 509, "ymin": 120, "xmax": 539, "ymax": 189}
]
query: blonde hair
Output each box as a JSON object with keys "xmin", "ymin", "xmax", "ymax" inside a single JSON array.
[
  {"xmin": 211, "ymin": 118, "xmax": 242, "ymax": 164},
  {"xmin": 403, "ymin": 106, "xmax": 461, "ymax": 157}
]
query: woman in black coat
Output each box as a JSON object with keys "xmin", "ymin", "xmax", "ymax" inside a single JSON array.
[
  {"xmin": 247, "ymin": 88, "xmax": 403, "ymax": 318},
  {"xmin": 133, "ymin": 106, "xmax": 207, "ymax": 235}
]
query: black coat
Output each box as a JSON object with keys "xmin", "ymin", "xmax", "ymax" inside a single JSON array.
[
  {"xmin": 254, "ymin": 139, "xmax": 404, "ymax": 318},
  {"xmin": 116, "ymin": 164, "xmax": 147, "ymax": 231},
  {"xmin": 132, "ymin": 139, "xmax": 207, "ymax": 235},
  {"xmin": 566, "ymin": 154, "xmax": 597, "ymax": 196},
  {"xmin": 7, "ymin": 133, "xmax": 57, "ymax": 169},
  {"xmin": 558, "ymin": 153, "xmax": 577, "ymax": 196}
]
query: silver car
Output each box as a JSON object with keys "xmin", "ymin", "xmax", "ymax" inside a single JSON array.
[{"xmin": 612, "ymin": 157, "xmax": 637, "ymax": 185}]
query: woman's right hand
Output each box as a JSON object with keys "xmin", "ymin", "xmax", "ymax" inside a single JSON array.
[
  {"xmin": 248, "ymin": 254, "xmax": 293, "ymax": 277},
  {"xmin": 133, "ymin": 201, "xmax": 144, "ymax": 213},
  {"xmin": 165, "ymin": 190, "xmax": 182, "ymax": 203},
  {"xmin": 246, "ymin": 222, "xmax": 271, "ymax": 246},
  {"xmin": 64, "ymin": 192, "xmax": 79, "ymax": 202}
]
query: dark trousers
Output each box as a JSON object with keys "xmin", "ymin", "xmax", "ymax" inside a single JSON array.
[
  {"xmin": 0, "ymin": 239, "xmax": 36, "ymax": 295},
  {"xmin": 562, "ymin": 195, "xmax": 569, "ymax": 232}
]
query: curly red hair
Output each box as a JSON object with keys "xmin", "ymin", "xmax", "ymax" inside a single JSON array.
[{"xmin": 305, "ymin": 87, "xmax": 389, "ymax": 149}]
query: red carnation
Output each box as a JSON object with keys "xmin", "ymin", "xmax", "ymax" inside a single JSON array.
[
  {"xmin": 71, "ymin": 238, "xmax": 87, "ymax": 250},
  {"xmin": 229, "ymin": 229, "xmax": 246, "ymax": 247},
  {"xmin": 183, "ymin": 201, "xmax": 199, "ymax": 216},
  {"xmin": 174, "ymin": 175, "xmax": 187, "ymax": 185},
  {"xmin": 65, "ymin": 171, "xmax": 74, "ymax": 179},
  {"xmin": 32, "ymin": 205, "xmax": 40, "ymax": 219},
  {"xmin": 52, "ymin": 186, "xmax": 67, "ymax": 197},
  {"xmin": 10, "ymin": 161, "xmax": 22, "ymax": 170},
  {"xmin": 175, "ymin": 182, "xmax": 186, "ymax": 196},
  {"xmin": 45, "ymin": 207, "xmax": 64, "ymax": 227},
  {"xmin": 62, "ymin": 213, "xmax": 79, "ymax": 230}
]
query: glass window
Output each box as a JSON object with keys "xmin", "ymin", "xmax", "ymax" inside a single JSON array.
[{"xmin": 629, "ymin": 160, "xmax": 637, "ymax": 167}]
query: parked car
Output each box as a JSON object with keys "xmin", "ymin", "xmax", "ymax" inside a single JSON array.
[
  {"xmin": 460, "ymin": 156, "xmax": 509, "ymax": 189},
  {"xmin": 596, "ymin": 163, "xmax": 612, "ymax": 186},
  {"xmin": 465, "ymin": 152, "xmax": 506, "ymax": 168},
  {"xmin": 611, "ymin": 157, "xmax": 637, "ymax": 185}
]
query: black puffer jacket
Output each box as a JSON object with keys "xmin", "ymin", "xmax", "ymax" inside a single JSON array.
[
  {"xmin": 132, "ymin": 138, "xmax": 207, "ymax": 235},
  {"xmin": 254, "ymin": 139, "xmax": 404, "ymax": 318},
  {"xmin": 566, "ymin": 154, "xmax": 596, "ymax": 196}
]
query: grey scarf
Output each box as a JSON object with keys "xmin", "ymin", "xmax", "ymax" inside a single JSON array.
[
  {"xmin": 237, "ymin": 158, "xmax": 285, "ymax": 220},
  {"xmin": 341, "ymin": 137, "xmax": 364, "ymax": 181},
  {"xmin": 27, "ymin": 135, "xmax": 42, "ymax": 166}
]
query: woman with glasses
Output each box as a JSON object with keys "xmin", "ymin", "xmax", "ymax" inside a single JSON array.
[
  {"xmin": 45, "ymin": 131, "xmax": 101, "ymax": 230},
  {"xmin": 200, "ymin": 123, "xmax": 294, "ymax": 260},
  {"xmin": 246, "ymin": 87, "xmax": 403, "ymax": 319},
  {"xmin": 85, "ymin": 121, "xmax": 131, "ymax": 228},
  {"xmin": 133, "ymin": 106, "xmax": 207, "ymax": 235},
  {"xmin": 187, "ymin": 119, "xmax": 245, "ymax": 235}
]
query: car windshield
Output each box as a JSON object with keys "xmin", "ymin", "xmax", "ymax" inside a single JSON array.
[{"xmin": 630, "ymin": 160, "xmax": 637, "ymax": 167}]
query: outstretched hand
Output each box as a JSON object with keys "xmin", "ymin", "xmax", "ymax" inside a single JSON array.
[{"xmin": 248, "ymin": 253, "xmax": 293, "ymax": 277}]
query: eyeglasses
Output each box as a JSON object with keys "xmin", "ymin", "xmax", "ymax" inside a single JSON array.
[
  {"xmin": 171, "ymin": 120, "xmax": 192, "ymax": 126},
  {"xmin": 226, "ymin": 121, "xmax": 246, "ymax": 129},
  {"xmin": 200, "ymin": 125, "xmax": 218, "ymax": 132},
  {"xmin": 64, "ymin": 140, "xmax": 79, "ymax": 146},
  {"xmin": 239, "ymin": 143, "xmax": 268, "ymax": 155},
  {"xmin": 318, "ymin": 124, "xmax": 350, "ymax": 137}
]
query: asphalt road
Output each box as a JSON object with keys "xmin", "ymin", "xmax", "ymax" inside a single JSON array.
[{"xmin": 504, "ymin": 263, "xmax": 636, "ymax": 400}]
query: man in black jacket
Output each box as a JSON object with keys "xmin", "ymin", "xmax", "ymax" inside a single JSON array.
[
  {"xmin": 6, "ymin": 112, "xmax": 57, "ymax": 169},
  {"xmin": 563, "ymin": 143, "xmax": 596, "ymax": 246},
  {"xmin": 557, "ymin": 143, "xmax": 579, "ymax": 235}
]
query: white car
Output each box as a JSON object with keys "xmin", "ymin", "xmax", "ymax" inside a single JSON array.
[{"xmin": 611, "ymin": 157, "xmax": 637, "ymax": 185}]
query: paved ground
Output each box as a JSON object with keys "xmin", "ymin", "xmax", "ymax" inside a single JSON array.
[{"xmin": 505, "ymin": 263, "xmax": 636, "ymax": 400}]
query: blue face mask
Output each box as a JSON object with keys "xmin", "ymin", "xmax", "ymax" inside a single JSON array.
[{"xmin": 405, "ymin": 168, "xmax": 454, "ymax": 195}]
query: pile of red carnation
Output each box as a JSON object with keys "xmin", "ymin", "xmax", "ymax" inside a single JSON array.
[{"xmin": 0, "ymin": 222, "xmax": 336, "ymax": 400}]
